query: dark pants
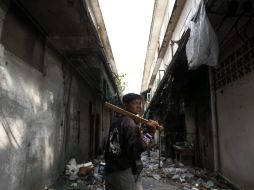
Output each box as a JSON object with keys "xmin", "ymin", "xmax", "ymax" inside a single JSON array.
[{"xmin": 105, "ymin": 168, "xmax": 143, "ymax": 190}]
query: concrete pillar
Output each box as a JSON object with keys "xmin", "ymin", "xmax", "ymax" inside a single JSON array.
[{"xmin": 0, "ymin": 1, "xmax": 9, "ymax": 39}]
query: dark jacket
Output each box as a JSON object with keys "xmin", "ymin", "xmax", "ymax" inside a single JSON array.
[{"xmin": 104, "ymin": 115, "xmax": 145, "ymax": 174}]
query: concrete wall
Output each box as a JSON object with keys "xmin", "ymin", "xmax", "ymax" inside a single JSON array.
[
  {"xmin": 217, "ymin": 72, "xmax": 254, "ymax": 190},
  {"xmin": 184, "ymin": 67, "xmax": 214, "ymax": 170},
  {"xmin": 63, "ymin": 75, "xmax": 93, "ymax": 161},
  {"xmin": 184, "ymin": 104, "xmax": 196, "ymax": 144},
  {"xmin": 0, "ymin": 3, "xmax": 101, "ymax": 190},
  {"xmin": 216, "ymin": 40, "xmax": 254, "ymax": 189},
  {"xmin": 0, "ymin": 40, "xmax": 65, "ymax": 190},
  {"xmin": 101, "ymin": 106, "xmax": 111, "ymax": 151},
  {"xmin": 193, "ymin": 87, "xmax": 214, "ymax": 170}
]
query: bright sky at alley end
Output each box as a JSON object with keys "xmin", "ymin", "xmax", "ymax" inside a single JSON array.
[{"xmin": 99, "ymin": 0, "xmax": 154, "ymax": 94}]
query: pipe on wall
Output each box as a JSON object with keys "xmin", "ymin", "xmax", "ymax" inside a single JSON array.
[{"xmin": 208, "ymin": 67, "xmax": 220, "ymax": 172}]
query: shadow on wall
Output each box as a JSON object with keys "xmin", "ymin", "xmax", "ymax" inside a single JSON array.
[{"xmin": 0, "ymin": 56, "xmax": 64, "ymax": 190}]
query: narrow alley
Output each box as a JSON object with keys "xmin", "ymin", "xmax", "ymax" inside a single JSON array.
[{"xmin": 0, "ymin": 0, "xmax": 254, "ymax": 190}]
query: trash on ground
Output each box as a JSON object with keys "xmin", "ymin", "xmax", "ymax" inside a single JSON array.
[
  {"xmin": 46, "ymin": 157, "xmax": 105, "ymax": 190},
  {"xmin": 65, "ymin": 158, "xmax": 79, "ymax": 180},
  {"xmin": 47, "ymin": 149, "xmax": 233, "ymax": 190},
  {"xmin": 152, "ymin": 174, "xmax": 161, "ymax": 180},
  {"xmin": 141, "ymin": 149, "xmax": 232, "ymax": 190}
]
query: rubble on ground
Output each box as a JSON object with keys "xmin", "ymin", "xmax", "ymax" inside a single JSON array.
[
  {"xmin": 141, "ymin": 150, "xmax": 232, "ymax": 190},
  {"xmin": 45, "ymin": 150, "xmax": 233, "ymax": 190},
  {"xmin": 45, "ymin": 158, "xmax": 105, "ymax": 190}
]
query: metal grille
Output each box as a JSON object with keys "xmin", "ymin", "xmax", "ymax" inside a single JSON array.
[{"xmin": 215, "ymin": 43, "xmax": 254, "ymax": 89}]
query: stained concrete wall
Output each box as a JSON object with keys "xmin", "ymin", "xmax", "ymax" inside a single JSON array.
[
  {"xmin": 0, "ymin": 41, "xmax": 65, "ymax": 190},
  {"xmin": 0, "ymin": 2, "xmax": 101, "ymax": 190},
  {"xmin": 193, "ymin": 89, "xmax": 213, "ymax": 170},
  {"xmin": 217, "ymin": 71, "xmax": 254, "ymax": 190},
  {"xmin": 63, "ymin": 74, "xmax": 94, "ymax": 162},
  {"xmin": 184, "ymin": 67, "xmax": 214, "ymax": 170},
  {"xmin": 216, "ymin": 40, "xmax": 254, "ymax": 189},
  {"xmin": 184, "ymin": 105, "xmax": 195, "ymax": 144},
  {"xmin": 100, "ymin": 106, "xmax": 111, "ymax": 153}
]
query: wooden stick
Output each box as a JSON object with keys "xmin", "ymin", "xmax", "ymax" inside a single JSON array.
[{"xmin": 104, "ymin": 102, "xmax": 149, "ymax": 125}]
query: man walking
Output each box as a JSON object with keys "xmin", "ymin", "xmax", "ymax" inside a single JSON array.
[{"xmin": 104, "ymin": 93, "xmax": 160, "ymax": 190}]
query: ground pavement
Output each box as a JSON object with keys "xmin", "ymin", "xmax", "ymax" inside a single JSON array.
[{"xmin": 143, "ymin": 177, "xmax": 182, "ymax": 190}]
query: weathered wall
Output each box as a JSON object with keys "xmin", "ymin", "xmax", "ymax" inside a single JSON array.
[
  {"xmin": 63, "ymin": 74, "xmax": 93, "ymax": 162},
  {"xmin": 184, "ymin": 105, "xmax": 195, "ymax": 144},
  {"xmin": 0, "ymin": 2, "xmax": 99, "ymax": 190},
  {"xmin": 193, "ymin": 87, "xmax": 214, "ymax": 171},
  {"xmin": 216, "ymin": 40, "xmax": 254, "ymax": 190},
  {"xmin": 101, "ymin": 107, "xmax": 111, "ymax": 152},
  {"xmin": 184, "ymin": 67, "xmax": 214, "ymax": 170},
  {"xmin": 0, "ymin": 41, "xmax": 65, "ymax": 190}
]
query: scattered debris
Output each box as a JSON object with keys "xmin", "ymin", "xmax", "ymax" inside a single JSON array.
[
  {"xmin": 46, "ymin": 158, "xmax": 105, "ymax": 190},
  {"xmin": 141, "ymin": 149, "xmax": 232, "ymax": 190},
  {"xmin": 79, "ymin": 162, "xmax": 94, "ymax": 176},
  {"xmin": 152, "ymin": 174, "xmax": 161, "ymax": 180},
  {"xmin": 47, "ymin": 150, "xmax": 233, "ymax": 190},
  {"xmin": 65, "ymin": 158, "xmax": 79, "ymax": 180}
]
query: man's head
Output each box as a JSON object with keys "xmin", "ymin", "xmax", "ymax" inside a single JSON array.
[{"xmin": 122, "ymin": 93, "xmax": 142, "ymax": 114}]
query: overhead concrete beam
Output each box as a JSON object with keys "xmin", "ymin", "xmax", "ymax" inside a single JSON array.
[
  {"xmin": 141, "ymin": 0, "xmax": 169, "ymax": 92},
  {"xmin": 85, "ymin": 0, "xmax": 118, "ymax": 75},
  {"xmin": 148, "ymin": 0, "xmax": 186, "ymax": 88}
]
